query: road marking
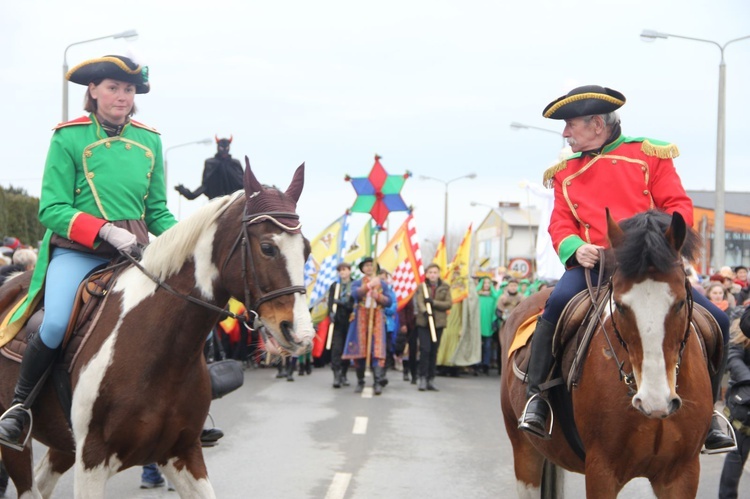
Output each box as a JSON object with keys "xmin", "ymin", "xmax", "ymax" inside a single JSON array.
[
  {"xmin": 361, "ymin": 386, "xmax": 373, "ymax": 398},
  {"xmin": 325, "ymin": 472, "xmax": 352, "ymax": 499},
  {"xmin": 352, "ymin": 416, "xmax": 368, "ymax": 434}
]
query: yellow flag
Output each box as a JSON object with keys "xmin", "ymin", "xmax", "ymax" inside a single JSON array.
[
  {"xmin": 432, "ymin": 235, "xmax": 448, "ymax": 280},
  {"xmin": 446, "ymin": 224, "xmax": 472, "ymax": 303},
  {"xmin": 305, "ymin": 214, "xmax": 348, "ymax": 322}
]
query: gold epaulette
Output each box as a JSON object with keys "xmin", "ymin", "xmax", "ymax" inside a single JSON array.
[
  {"xmin": 641, "ymin": 140, "xmax": 679, "ymax": 159},
  {"xmin": 130, "ymin": 120, "xmax": 160, "ymax": 134},
  {"xmin": 543, "ymin": 159, "xmax": 567, "ymax": 188}
]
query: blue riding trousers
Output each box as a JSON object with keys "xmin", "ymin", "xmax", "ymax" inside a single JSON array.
[
  {"xmin": 39, "ymin": 247, "xmax": 109, "ymax": 349},
  {"xmin": 541, "ymin": 266, "xmax": 729, "ymax": 344}
]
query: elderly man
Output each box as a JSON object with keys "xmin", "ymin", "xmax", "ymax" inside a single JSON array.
[{"xmin": 518, "ymin": 85, "xmax": 734, "ymax": 452}]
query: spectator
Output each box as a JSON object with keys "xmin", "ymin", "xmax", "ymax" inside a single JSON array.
[
  {"xmin": 718, "ymin": 314, "xmax": 750, "ymax": 498},
  {"xmin": 706, "ymin": 282, "xmax": 731, "ymax": 317}
]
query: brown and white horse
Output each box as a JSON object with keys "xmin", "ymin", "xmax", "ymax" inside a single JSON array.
[
  {"xmin": 0, "ymin": 160, "xmax": 314, "ymax": 498},
  {"xmin": 501, "ymin": 210, "xmax": 717, "ymax": 498}
]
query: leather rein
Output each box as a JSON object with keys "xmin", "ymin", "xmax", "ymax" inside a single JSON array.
[
  {"xmin": 122, "ymin": 209, "xmax": 306, "ymax": 332},
  {"xmin": 585, "ymin": 250, "xmax": 693, "ymax": 397}
]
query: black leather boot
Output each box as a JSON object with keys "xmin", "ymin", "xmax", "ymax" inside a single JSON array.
[
  {"xmin": 332, "ymin": 369, "xmax": 341, "ymax": 389},
  {"xmin": 354, "ymin": 367, "xmax": 366, "ymax": 393},
  {"xmin": 704, "ymin": 344, "xmax": 735, "ymax": 453},
  {"xmin": 518, "ymin": 318, "xmax": 556, "ymax": 439},
  {"xmin": 286, "ymin": 359, "xmax": 295, "ymax": 382},
  {"xmin": 426, "ymin": 378, "xmax": 439, "ymax": 391},
  {"xmin": 373, "ymin": 367, "xmax": 384, "ymax": 395},
  {"xmin": 418, "ymin": 377, "xmax": 427, "ymax": 391},
  {"xmin": 0, "ymin": 333, "xmax": 57, "ymax": 448}
]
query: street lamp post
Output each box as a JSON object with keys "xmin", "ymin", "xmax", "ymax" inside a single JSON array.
[
  {"xmin": 510, "ymin": 122, "xmax": 567, "ymax": 148},
  {"xmin": 420, "ymin": 173, "xmax": 477, "ymax": 249},
  {"xmin": 165, "ymin": 138, "xmax": 213, "ymax": 217},
  {"xmin": 640, "ymin": 29, "xmax": 750, "ymax": 268},
  {"xmin": 62, "ymin": 30, "xmax": 139, "ymax": 122}
]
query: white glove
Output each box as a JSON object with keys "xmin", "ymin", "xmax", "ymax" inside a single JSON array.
[{"xmin": 98, "ymin": 223, "xmax": 138, "ymax": 253}]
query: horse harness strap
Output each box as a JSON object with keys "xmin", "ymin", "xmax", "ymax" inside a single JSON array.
[{"xmin": 122, "ymin": 210, "xmax": 305, "ymax": 329}]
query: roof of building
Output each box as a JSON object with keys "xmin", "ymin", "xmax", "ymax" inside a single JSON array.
[{"xmin": 688, "ymin": 191, "xmax": 750, "ymax": 216}]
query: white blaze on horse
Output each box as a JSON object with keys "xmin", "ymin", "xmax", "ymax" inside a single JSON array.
[{"xmin": 0, "ymin": 159, "xmax": 313, "ymax": 498}]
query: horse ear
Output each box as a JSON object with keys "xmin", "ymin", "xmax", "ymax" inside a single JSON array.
[
  {"xmin": 665, "ymin": 211, "xmax": 687, "ymax": 254},
  {"xmin": 243, "ymin": 156, "xmax": 263, "ymax": 194},
  {"xmin": 285, "ymin": 162, "xmax": 305, "ymax": 203},
  {"xmin": 606, "ymin": 208, "xmax": 625, "ymax": 248}
]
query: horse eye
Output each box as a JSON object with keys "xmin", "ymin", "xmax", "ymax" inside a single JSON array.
[
  {"xmin": 614, "ymin": 301, "xmax": 626, "ymax": 314},
  {"xmin": 260, "ymin": 243, "xmax": 277, "ymax": 257},
  {"xmin": 674, "ymin": 300, "xmax": 685, "ymax": 312}
]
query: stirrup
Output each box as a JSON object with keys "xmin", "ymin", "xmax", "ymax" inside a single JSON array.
[
  {"xmin": 0, "ymin": 404, "xmax": 33, "ymax": 452},
  {"xmin": 701, "ymin": 410, "xmax": 738, "ymax": 455},
  {"xmin": 518, "ymin": 394, "xmax": 554, "ymax": 440}
]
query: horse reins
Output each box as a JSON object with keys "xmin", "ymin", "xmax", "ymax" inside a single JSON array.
[{"xmin": 121, "ymin": 209, "xmax": 306, "ymax": 334}]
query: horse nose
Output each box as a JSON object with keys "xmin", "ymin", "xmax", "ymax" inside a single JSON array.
[{"xmin": 668, "ymin": 396, "xmax": 682, "ymax": 415}]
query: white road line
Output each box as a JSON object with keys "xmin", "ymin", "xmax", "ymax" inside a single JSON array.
[
  {"xmin": 325, "ymin": 472, "xmax": 352, "ymax": 499},
  {"xmin": 352, "ymin": 416, "xmax": 368, "ymax": 435},
  {"xmin": 361, "ymin": 386, "xmax": 373, "ymax": 398}
]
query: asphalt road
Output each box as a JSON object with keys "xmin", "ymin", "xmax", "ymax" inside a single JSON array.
[{"xmin": 3, "ymin": 364, "xmax": 746, "ymax": 498}]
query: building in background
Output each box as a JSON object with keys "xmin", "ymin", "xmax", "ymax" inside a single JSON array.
[
  {"xmin": 688, "ymin": 190, "xmax": 750, "ymax": 274},
  {"xmin": 473, "ymin": 202, "xmax": 539, "ymax": 279}
]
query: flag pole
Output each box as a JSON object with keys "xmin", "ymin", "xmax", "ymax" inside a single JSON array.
[
  {"xmin": 325, "ymin": 282, "xmax": 340, "ymax": 350},
  {"xmin": 421, "ymin": 281, "xmax": 438, "ymax": 342},
  {"xmin": 365, "ymin": 230, "xmax": 380, "ymax": 371}
]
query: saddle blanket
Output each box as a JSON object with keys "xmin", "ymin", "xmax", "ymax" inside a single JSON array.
[{"xmin": 508, "ymin": 312, "xmax": 541, "ymax": 359}]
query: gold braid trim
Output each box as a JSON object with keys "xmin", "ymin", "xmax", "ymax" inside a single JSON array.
[
  {"xmin": 543, "ymin": 92, "xmax": 625, "ymax": 118},
  {"xmin": 543, "ymin": 160, "xmax": 567, "ymax": 188},
  {"xmin": 66, "ymin": 56, "xmax": 142, "ymax": 79},
  {"xmin": 641, "ymin": 140, "xmax": 680, "ymax": 159}
]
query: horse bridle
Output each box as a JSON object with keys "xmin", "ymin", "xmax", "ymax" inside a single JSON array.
[
  {"xmin": 601, "ymin": 263, "xmax": 694, "ymax": 396},
  {"xmin": 122, "ymin": 209, "xmax": 306, "ymax": 334},
  {"xmin": 221, "ymin": 210, "xmax": 306, "ymax": 314}
]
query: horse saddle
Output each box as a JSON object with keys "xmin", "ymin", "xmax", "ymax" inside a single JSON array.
[{"xmin": 0, "ymin": 266, "xmax": 120, "ymax": 373}]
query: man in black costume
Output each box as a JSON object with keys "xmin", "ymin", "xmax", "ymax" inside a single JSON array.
[{"xmin": 175, "ymin": 136, "xmax": 244, "ymax": 200}]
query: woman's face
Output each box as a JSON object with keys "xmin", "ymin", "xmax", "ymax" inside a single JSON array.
[
  {"xmin": 737, "ymin": 268, "xmax": 748, "ymax": 281},
  {"xmin": 708, "ymin": 286, "xmax": 725, "ymax": 303},
  {"xmin": 89, "ymin": 78, "xmax": 136, "ymax": 124}
]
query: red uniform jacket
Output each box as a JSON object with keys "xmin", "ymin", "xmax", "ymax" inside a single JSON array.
[{"xmin": 545, "ymin": 136, "xmax": 693, "ymax": 267}]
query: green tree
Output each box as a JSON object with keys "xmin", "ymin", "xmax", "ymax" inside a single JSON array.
[{"xmin": 0, "ymin": 186, "xmax": 45, "ymax": 247}]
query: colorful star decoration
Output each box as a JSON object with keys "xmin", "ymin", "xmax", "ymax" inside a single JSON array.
[{"xmin": 345, "ymin": 155, "xmax": 411, "ymax": 228}]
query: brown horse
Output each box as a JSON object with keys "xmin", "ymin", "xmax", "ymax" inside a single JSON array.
[
  {"xmin": 501, "ymin": 210, "xmax": 719, "ymax": 498},
  {"xmin": 0, "ymin": 160, "xmax": 314, "ymax": 498}
]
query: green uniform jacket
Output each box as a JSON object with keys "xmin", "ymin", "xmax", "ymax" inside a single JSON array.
[{"xmin": 1, "ymin": 114, "xmax": 177, "ymax": 339}]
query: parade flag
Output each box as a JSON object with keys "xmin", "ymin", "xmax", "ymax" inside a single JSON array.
[
  {"xmin": 432, "ymin": 235, "xmax": 449, "ymax": 280},
  {"xmin": 446, "ymin": 224, "xmax": 473, "ymax": 303},
  {"xmin": 377, "ymin": 214, "xmax": 424, "ymax": 310},
  {"xmin": 343, "ymin": 219, "xmax": 375, "ymax": 281},
  {"xmin": 304, "ymin": 214, "xmax": 349, "ymax": 322}
]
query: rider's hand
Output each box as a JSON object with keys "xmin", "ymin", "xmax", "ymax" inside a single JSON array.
[
  {"xmin": 575, "ymin": 243, "xmax": 604, "ymax": 269},
  {"xmin": 99, "ymin": 223, "xmax": 138, "ymax": 255},
  {"xmin": 175, "ymin": 184, "xmax": 191, "ymax": 197}
]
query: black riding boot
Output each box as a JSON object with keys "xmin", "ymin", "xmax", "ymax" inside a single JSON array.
[
  {"xmin": 0, "ymin": 333, "xmax": 57, "ymax": 448},
  {"xmin": 354, "ymin": 367, "xmax": 366, "ymax": 393},
  {"xmin": 286, "ymin": 359, "xmax": 295, "ymax": 382},
  {"xmin": 332, "ymin": 368, "xmax": 342, "ymax": 388},
  {"xmin": 518, "ymin": 318, "xmax": 556, "ymax": 439},
  {"xmin": 705, "ymin": 344, "xmax": 735, "ymax": 452}
]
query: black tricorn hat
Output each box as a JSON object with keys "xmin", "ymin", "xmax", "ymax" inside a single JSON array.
[
  {"xmin": 67, "ymin": 55, "xmax": 150, "ymax": 94},
  {"xmin": 543, "ymin": 85, "xmax": 625, "ymax": 120}
]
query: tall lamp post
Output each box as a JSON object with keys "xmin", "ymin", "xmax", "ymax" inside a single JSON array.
[
  {"xmin": 640, "ymin": 29, "xmax": 750, "ymax": 268},
  {"xmin": 420, "ymin": 173, "xmax": 477, "ymax": 249},
  {"xmin": 510, "ymin": 122, "xmax": 567, "ymax": 148},
  {"xmin": 62, "ymin": 30, "xmax": 139, "ymax": 122},
  {"xmin": 165, "ymin": 138, "xmax": 213, "ymax": 217}
]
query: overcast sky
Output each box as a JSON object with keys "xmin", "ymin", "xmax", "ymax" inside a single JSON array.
[{"xmin": 1, "ymin": 0, "xmax": 748, "ymax": 250}]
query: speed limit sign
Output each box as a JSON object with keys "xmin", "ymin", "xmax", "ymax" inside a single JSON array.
[{"xmin": 508, "ymin": 258, "xmax": 531, "ymax": 278}]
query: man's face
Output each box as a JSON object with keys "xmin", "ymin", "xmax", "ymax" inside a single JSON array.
[
  {"xmin": 507, "ymin": 282, "xmax": 518, "ymax": 293},
  {"xmin": 338, "ymin": 267, "xmax": 351, "ymax": 280},
  {"xmin": 563, "ymin": 116, "xmax": 602, "ymax": 153},
  {"xmin": 361, "ymin": 262, "xmax": 373, "ymax": 276},
  {"xmin": 426, "ymin": 267, "xmax": 440, "ymax": 282},
  {"xmin": 737, "ymin": 268, "xmax": 748, "ymax": 281}
]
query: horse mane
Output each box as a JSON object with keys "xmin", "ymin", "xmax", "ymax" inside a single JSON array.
[
  {"xmin": 141, "ymin": 192, "xmax": 244, "ymax": 279},
  {"xmin": 614, "ymin": 210, "xmax": 700, "ymax": 278}
]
